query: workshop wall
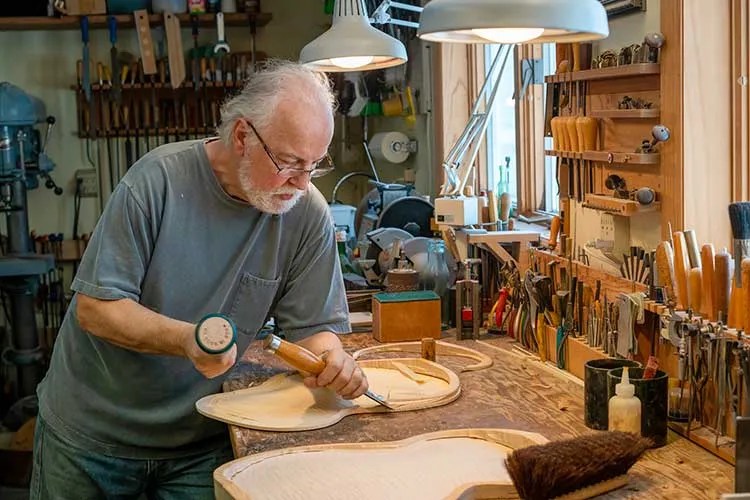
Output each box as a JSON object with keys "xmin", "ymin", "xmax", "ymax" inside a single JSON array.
[
  {"xmin": 567, "ymin": 1, "xmax": 663, "ymax": 266},
  {"xmin": 594, "ymin": 0, "xmax": 661, "ymax": 56},
  {"xmin": 0, "ymin": 1, "xmax": 332, "ymax": 238}
]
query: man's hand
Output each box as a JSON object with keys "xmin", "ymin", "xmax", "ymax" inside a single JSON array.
[
  {"xmin": 184, "ymin": 334, "xmax": 237, "ymax": 379},
  {"xmin": 302, "ymin": 347, "xmax": 368, "ymax": 400}
]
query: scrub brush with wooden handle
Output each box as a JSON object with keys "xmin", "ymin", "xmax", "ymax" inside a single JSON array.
[{"xmin": 505, "ymin": 431, "xmax": 652, "ymax": 500}]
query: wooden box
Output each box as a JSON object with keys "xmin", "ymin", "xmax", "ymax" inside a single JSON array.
[
  {"xmin": 372, "ymin": 291, "xmax": 441, "ymax": 342},
  {"xmin": 65, "ymin": 0, "xmax": 107, "ymax": 15}
]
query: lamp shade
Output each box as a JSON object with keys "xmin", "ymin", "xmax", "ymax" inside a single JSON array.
[
  {"xmin": 417, "ymin": 0, "xmax": 609, "ymax": 44},
  {"xmin": 300, "ymin": 0, "xmax": 408, "ymax": 72}
]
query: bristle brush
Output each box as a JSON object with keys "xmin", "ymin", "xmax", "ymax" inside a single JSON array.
[
  {"xmin": 729, "ymin": 202, "xmax": 750, "ymax": 286},
  {"xmin": 505, "ymin": 431, "xmax": 652, "ymax": 500}
]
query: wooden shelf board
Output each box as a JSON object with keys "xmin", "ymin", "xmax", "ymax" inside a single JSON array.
[
  {"xmin": 582, "ymin": 150, "xmax": 660, "ymax": 165},
  {"xmin": 544, "ymin": 149, "xmax": 583, "ymax": 159},
  {"xmin": 545, "ymin": 149, "xmax": 659, "ymax": 165},
  {"xmin": 589, "ymin": 109, "xmax": 661, "ymax": 119},
  {"xmin": 0, "ymin": 13, "xmax": 271, "ymax": 31},
  {"xmin": 582, "ymin": 194, "xmax": 660, "ymax": 216},
  {"xmin": 544, "ymin": 63, "xmax": 660, "ymax": 83}
]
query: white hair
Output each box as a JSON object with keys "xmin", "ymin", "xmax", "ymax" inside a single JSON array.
[{"xmin": 218, "ymin": 59, "xmax": 337, "ymax": 145}]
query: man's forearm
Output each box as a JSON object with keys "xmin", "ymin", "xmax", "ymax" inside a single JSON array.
[{"xmin": 76, "ymin": 294, "xmax": 194, "ymax": 356}]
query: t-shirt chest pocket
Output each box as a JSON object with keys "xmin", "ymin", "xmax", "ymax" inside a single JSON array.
[{"xmin": 224, "ymin": 272, "xmax": 281, "ymax": 336}]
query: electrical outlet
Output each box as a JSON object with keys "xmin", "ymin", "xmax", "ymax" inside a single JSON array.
[
  {"xmin": 75, "ymin": 169, "xmax": 98, "ymax": 198},
  {"xmin": 600, "ymin": 213, "xmax": 615, "ymax": 240}
]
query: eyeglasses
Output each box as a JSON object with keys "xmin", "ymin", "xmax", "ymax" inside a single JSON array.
[{"xmin": 244, "ymin": 120, "xmax": 335, "ymax": 178}]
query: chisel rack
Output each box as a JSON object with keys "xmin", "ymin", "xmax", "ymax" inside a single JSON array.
[
  {"xmin": 546, "ymin": 61, "xmax": 663, "ymax": 208},
  {"xmin": 532, "ymin": 248, "xmax": 745, "ymax": 466},
  {"xmin": 73, "ymin": 50, "xmax": 265, "ymax": 141}
]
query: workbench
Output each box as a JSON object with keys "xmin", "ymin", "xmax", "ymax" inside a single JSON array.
[{"xmin": 222, "ymin": 333, "xmax": 733, "ymax": 499}]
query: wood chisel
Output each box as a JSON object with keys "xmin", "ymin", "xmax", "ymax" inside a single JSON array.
[
  {"xmin": 714, "ymin": 249, "xmax": 733, "ymax": 323},
  {"xmin": 701, "ymin": 244, "xmax": 716, "ymax": 320},
  {"xmin": 655, "ymin": 241, "xmax": 677, "ymax": 305},
  {"xmin": 688, "ymin": 267, "xmax": 702, "ymax": 313},
  {"xmin": 263, "ymin": 334, "xmax": 394, "ymax": 410},
  {"xmin": 683, "ymin": 229, "xmax": 701, "ymax": 269},
  {"xmin": 108, "ymin": 16, "xmax": 121, "ymax": 104},
  {"xmin": 672, "ymin": 231, "xmax": 691, "ymax": 310}
]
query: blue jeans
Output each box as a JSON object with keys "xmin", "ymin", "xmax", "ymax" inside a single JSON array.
[{"xmin": 30, "ymin": 416, "xmax": 234, "ymax": 500}]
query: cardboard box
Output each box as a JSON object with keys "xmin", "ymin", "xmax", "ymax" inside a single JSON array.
[
  {"xmin": 65, "ymin": 0, "xmax": 107, "ymax": 15},
  {"xmin": 372, "ymin": 291, "xmax": 441, "ymax": 342}
]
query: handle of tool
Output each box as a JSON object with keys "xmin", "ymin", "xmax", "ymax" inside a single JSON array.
[
  {"xmin": 499, "ymin": 193, "xmax": 511, "ymax": 222},
  {"xmin": 683, "ymin": 229, "xmax": 701, "ymax": 269},
  {"xmin": 263, "ymin": 334, "xmax": 326, "ymax": 375},
  {"xmin": 572, "ymin": 43, "xmax": 581, "ymax": 72},
  {"xmin": 700, "ymin": 244, "xmax": 715, "ymax": 320},
  {"xmin": 730, "ymin": 277, "xmax": 742, "ymax": 329},
  {"xmin": 81, "ymin": 16, "xmax": 89, "ymax": 43},
  {"xmin": 108, "ymin": 15, "xmax": 117, "ymax": 45},
  {"xmin": 487, "ymin": 189, "xmax": 498, "ymax": 223},
  {"xmin": 217, "ymin": 12, "xmax": 226, "ymax": 42},
  {"xmin": 743, "ymin": 259, "xmax": 750, "ymax": 332},
  {"xmin": 688, "ymin": 267, "xmax": 702, "ymax": 313},
  {"xmin": 672, "ymin": 231, "xmax": 690, "ymax": 309},
  {"xmin": 191, "ymin": 14, "xmax": 199, "ymax": 42},
  {"xmin": 655, "ymin": 241, "xmax": 677, "ymax": 305},
  {"xmin": 714, "ymin": 249, "xmax": 732, "ymax": 323},
  {"xmin": 549, "ymin": 215, "xmax": 561, "ymax": 251}
]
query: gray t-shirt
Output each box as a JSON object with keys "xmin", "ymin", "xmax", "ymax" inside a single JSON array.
[{"xmin": 37, "ymin": 139, "xmax": 350, "ymax": 459}]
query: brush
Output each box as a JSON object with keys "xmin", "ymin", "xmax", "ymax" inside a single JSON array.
[
  {"xmin": 729, "ymin": 202, "xmax": 750, "ymax": 285},
  {"xmin": 729, "ymin": 203, "xmax": 750, "ymax": 329},
  {"xmin": 505, "ymin": 431, "xmax": 652, "ymax": 500}
]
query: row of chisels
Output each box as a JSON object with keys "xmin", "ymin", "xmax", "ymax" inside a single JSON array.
[{"xmin": 74, "ymin": 52, "xmax": 258, "ymax": 141}]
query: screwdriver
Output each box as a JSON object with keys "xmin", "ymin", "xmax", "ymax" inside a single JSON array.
[{"xmin": 263, "ymin": 334, "xmax": 394, "ymax": 410}]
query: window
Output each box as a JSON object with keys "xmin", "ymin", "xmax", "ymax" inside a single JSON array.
[
  {"xmin": 485, "ymin": 45, "xmax": 518, "ymax": 206},
  {"xmin": 541, "ymin": 42, "xmax": 559, "ymax": 213}
]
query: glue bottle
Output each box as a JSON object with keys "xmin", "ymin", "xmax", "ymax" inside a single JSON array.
[{"xmin": 608, "ymin": 366, "xmax": 642, "ymax": 434}]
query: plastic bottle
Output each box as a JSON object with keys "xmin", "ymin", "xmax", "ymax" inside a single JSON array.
[{"xmin": 608, "ymin": 367, "xmax": 642, "ymax": 434}]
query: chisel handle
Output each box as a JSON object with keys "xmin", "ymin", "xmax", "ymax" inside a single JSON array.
[
  {"xmin": 673, "ymin": 231, "xmax": 690, "ymax": 309},
  {"xmin": 264, "ymin": 334, "xmax": 325, "ymax": 375},
  {"xmin": 683, "ymin": 229, "xmax": 701, "ymax": 269},
  {"xmin": 701, "ymin": 244, "xmax": 715, "ymax": 320},
  {"xmin": 714, "ymin": 249, "xmax": 733, "ymax": 323},
  {"xmin": 549, "ymin": 215, "xmax": 561, "ymax": 251},
  {"xmin": 655, "ymin": 241, "xmax": 677, "ymax": 305},
  {"xmin": 688, "ymin": 267, "xmax": 702, "ymax": 313}
]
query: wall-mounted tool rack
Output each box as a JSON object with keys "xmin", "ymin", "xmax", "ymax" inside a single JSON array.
[
  {"xmin": 0, "ymin": 13, "xmax": 272, "ymax": 31},
  {"xmin": 545, "ymin": 59, "xmax": 664, "ymax": 236},
  {"xmin": 71, "ymin": 50, "xmax": 265, "ymax": 141},
  {"xmin": 531, "ymin": 248, "xmax": 745, "ymax": 466}
]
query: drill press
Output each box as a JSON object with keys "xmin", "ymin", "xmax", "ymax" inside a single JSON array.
[
  {"xmin": 0, "ymin": 82, "xmax": 61, "ymax": 400},
  {"xmin": 455, "ymin": 258, "xmax": 482, "ymax": 340}
]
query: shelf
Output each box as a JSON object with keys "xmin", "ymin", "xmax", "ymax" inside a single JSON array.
[
  {"xmin": 0, "ymin": 12, "xmax": 271, "ymax": 31},
  {"xmin": 544, "ymin": 149, "xmax": 582, "ymax": 160},
  {"xmin": 582, "ymin": 194, "xmax": 660, "ymax": 216},
  {"xmin": 582, "ymin": 150, "xmax": 660, "ymax": 165},
  {"xmin": 71, "ymin": 81, "xmax": 246, "ymax": 91},
  {"xmin": 544, "ymin": 149, "xmax": 660, "ymax": 165},
  {"xmin": 544, "ymin": 63, "xmax": 660, "ymax": 84},
  {"xmin": 589, "ymin": 109, "xmax": 660, "ymax": 119}
]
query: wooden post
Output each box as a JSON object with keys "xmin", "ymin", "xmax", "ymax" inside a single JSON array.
[{"xmin": 421, "ymin": 338, "xmax": 436, "ymax": 361}]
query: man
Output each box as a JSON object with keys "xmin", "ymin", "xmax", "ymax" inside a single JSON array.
[{"xmin": 31, "ymin": 60, "xmax": 366, "ymax": 498}]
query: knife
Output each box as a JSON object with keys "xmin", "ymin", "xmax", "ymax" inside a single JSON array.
[{"xmin": 263, "ymin": 334, "xmax": 394, "ymax": 410}]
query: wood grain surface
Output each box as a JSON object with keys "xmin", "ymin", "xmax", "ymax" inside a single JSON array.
[{"xmin": 222, "ymin": 333, "xmax": 734, "ymax": 499}]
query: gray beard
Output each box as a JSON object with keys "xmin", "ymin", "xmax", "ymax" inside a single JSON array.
[{"xmin": 238, "ymin": 166, "xmax": 304, "ymax": 214}]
